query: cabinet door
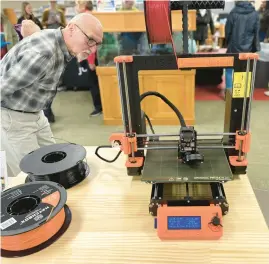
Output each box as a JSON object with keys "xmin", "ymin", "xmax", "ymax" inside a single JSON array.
[
  {"xmin": 97, "ymin": 67, "xmax": 122, "ymax": 125},
  {"xmin": 97, "ymin": 67, "xmax": 195, "ymax": 126},
  {"xmin": 138, "ymin": 70, "xmax": 195, "ymax": 125}
]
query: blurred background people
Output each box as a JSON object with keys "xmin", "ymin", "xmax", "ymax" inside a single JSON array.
[
  {"xmin": 41, "ymin": 0, "xmax": 66, "ymax": 122},
  {"xmin": 42, "ymin": 0, "xmax": 66, "ymax": 29},
  {"xmin": 17, "ymin": 2, "xmax": 43, "ymax": 30},
  {"xmin": 194, "ymin": 9, "xmax": 215, "ymax": 45},
  {"xmin": 121, "ymin": 0, "xmax": 138, "ymax": 11},
  {"xmin": 224, "ymin": 1, "xmax": 260, "ymax": 97},
  {"xmin": 259, "ymin": 1, "xmax": 269, "ymax": 42},
  {"xmin": 0, "ymin": 11, "xmax": 18, "ymax": 59},
  {"xmin": 258, "ymin": 1, "xmax": 267, "ymax": 42},
  {"xmin": 225, "ymin": 1, "xmax": 260, "ymax": 53},
  {"xmin": 75, "ymin": 0, "xmax": 103, "ymax": 117},
  {"xmin": 119, "ymin": 0, "xmax": 142, "ymax": 55}
]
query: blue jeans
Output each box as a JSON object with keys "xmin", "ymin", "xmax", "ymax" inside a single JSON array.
[
  {"xmin": 225, "ymin": 68, "xmax": 233, "ymax": 89},
  {"xmin": 259, "ymin": 31, "xmax": 266, "ymax": 42}
]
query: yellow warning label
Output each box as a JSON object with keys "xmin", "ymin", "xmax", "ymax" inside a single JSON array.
[{"xmin": 232, "ymin": 72, "xmax": 252, "ymax": 98}]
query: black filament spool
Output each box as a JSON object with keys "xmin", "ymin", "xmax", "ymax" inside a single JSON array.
[{"xmin": 20, "ymin": 143, "xmax": 90, "ymax": 189}]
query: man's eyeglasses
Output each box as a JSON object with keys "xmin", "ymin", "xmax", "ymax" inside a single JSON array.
[{"xmin": 75, "ymin": 24, "xmax": 102, "ymax": 47}]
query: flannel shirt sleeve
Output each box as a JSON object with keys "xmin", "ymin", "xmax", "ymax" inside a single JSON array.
[{"xmin": 0, "ymin": 50, "xmax": 50, "ymax": 98}]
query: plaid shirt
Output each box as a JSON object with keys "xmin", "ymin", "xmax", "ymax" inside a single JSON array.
[{"xmin": 0, "ymin": 28, "xmax": 73, "ymax": 112}]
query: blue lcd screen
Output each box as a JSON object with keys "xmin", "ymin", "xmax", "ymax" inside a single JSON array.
[{"xmin": 167, "ymin": 216, "xmax": 201, "ymax": 230}]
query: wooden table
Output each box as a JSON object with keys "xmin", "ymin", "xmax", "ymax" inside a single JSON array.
[{"xmin": 2, "ymin": 147, "xmax": 269, "ymax": 264}]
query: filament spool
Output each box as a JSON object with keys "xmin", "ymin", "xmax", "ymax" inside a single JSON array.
[
  {"xmin": 19, "ymin": 143, "xmax": 89, "ymax": 189},
  {"xmin": 144, "ymin": 0, "xmax": 172, "ymax": 45},
  {"xmin": 1, "ymin": 181, "xmax": 71, "ymax": 257}
]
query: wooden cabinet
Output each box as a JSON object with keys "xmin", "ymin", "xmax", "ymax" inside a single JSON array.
[
  {"xmin": 92, "ymin": 10, "xmax": 196, "ymax": 32},
  {"xmin": 97, "ymin": 67, "xmax": 196, "ymax": 126},
  {"xmin": 96, "ymin": 67, "xmax": 123, "ymax": 125},
  {"xmin": 138, "ymin": 70, "xmax": 195, "ymax": 125}
]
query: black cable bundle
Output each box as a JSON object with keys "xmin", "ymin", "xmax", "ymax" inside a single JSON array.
[
  {"xmin": 140, "ymin": 91, "xmax": 187, "ymax": 127},
  {"xmin": 20, "ymin": 143, "xmax": 89, "ymax": 189},
  {"xmin": 95, "ymin": 91, "xmax": 187, "ymax": 163}
]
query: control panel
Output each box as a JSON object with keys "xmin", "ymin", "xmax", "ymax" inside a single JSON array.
[{"xmin": 156, "ymin": 205, "xmax": 223, "ymax": 240}]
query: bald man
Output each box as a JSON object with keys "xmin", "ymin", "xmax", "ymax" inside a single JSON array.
[{"xmin": 0, "ymin": 13, "xmax": 103, "ymax": 177}]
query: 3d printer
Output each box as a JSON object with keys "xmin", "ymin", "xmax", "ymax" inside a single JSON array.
[{"xmin": 95, "ymin": 0, "xmax": 256, "ymax": 240}]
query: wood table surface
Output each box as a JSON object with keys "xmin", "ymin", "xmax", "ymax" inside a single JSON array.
[{"xmin": 2, "ymin": 147, "xmax": 269, "ymax": 264}]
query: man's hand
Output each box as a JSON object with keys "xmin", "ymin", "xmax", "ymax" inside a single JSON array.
[{"xmin": 21, "ymin": 20, "xmax": 40, "ymax": 38}]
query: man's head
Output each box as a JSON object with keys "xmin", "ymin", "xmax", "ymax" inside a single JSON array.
[
  {"xmin": 266, "ymin": 1, "xmax": 269, "ymax": 10},
  {"xmin": 122, "ymin": 0, "xmax": 136, "ymax": 10},
  {"xmin": 75, "ymin": 0, "xmax": 93, "ymax": 13},
  {"xmin": 50, "ymin": 1, "xmax": 57, "ymax": 9},
  {"xmin": 62, "ymin": 13, "xmax": 103, "ymax": 62},
  {"xmin": 261, "ymin": 1, "xmax": 266, "ymax": 9}
]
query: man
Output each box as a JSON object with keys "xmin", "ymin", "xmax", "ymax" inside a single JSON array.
[
  {"xmin": 0, "ymin": 13, "xmax": 103, "ymax": 177},
  {"xmin": 224, "ymin": 1, "xmax": 260, "ymax": 98},
  {"xmin": 225, "ymin": 1, "xmax": 260, "ymax": 54}
]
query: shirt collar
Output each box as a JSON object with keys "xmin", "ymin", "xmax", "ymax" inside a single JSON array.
[{"xmin": 54, "ymin": 28, "xmax": 73, "ymax": 63}]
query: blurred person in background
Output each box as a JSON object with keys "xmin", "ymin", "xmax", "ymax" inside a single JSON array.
[
  {"xmin": 263, "ymin": 2, "xmax": 269, "ymax": 96},
  {"xmin": 75, "ymin": 0, "xmax": 103, "ymax": 117},
  {"xmin": 259, "ymin": 1, "xmax": 269, "ymax": 43},
  {"xmin": 194, "ymin": 9, "xmax": 215, "ymax": 45},
  {"xmin": 42, "ymin": 1, "xmax": 66, "ymax": 29},
  {"xmin": 17, "ymin": 2, "xmax": 43, "ymax": 30},
  {"xmin": 225, "ymin": 1, "xmax": 260, "ymax": 53},
  {"xmin": 224, "ymin": 1, "xmax": 260, "ymax": 99},
  {"xmin": 121, "ymin": 0, "xmax": 138, "ymax": 11},
  {"xmin": 1, "ymin": 13, "xmax": 103, "ymax": 177},
  {"xmin": 0, "ymin": 11, "xmax": 19, "ymax": 59},
  {"xmin": 42, "ymin": 0, "xmax": 66, "ymax": 121},
  {"xmin": 258, "ymin": 1, "xmax": 268, "ymax": 42},
  {"xmin": 119, "ymin": 0, "xmax": 142, "ymax": 55}
]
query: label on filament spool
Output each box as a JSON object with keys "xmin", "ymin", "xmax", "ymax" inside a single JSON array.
[{"xmin": 0, "ymin": 182, "xmax": 67, "ymax": 236}]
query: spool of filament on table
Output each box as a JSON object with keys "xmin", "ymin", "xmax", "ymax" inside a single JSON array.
[
  {"xmin": 19, "ymin": 143, "xmax": 90, "ymax": 189},
  {"xmin": 1, "ymin": 181, "xmax": 72, "ymax": 257}
]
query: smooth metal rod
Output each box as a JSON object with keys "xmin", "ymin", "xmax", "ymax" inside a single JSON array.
[
  {"xmin": 116, "ymin": 62, "xmax": 126, "ymax": 134},
  {"xmin": 138, "ymin": 146, "xmax": 177, "ymax": 150},
  {"xmin": 197, "ymin": 146, "xmax": 235, "ymax": 149},
  {"xmin": 122, "ymin": 62, "xmax": 133, "ymax": 135},
  {"xmin": 137, "ymin": 146, "xmax": 235, "ymax": 151},
  {"xmin": 241, "ymin": 58, "xmax": 250, "ymax": 131},
  {"xmin": 238, "ymin": 57, "xmax": 251, "ymax": 161},
  {"xmin": 122, "ymin": 62, "xmax": 134, "ymax": 158},
  {"xmin": 246, "ymin": 58, "xmax": 257, "ymax": 133},
  {"xmin": 136, "ymin": 132, "xmax": 236, "ymax": 138}
]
